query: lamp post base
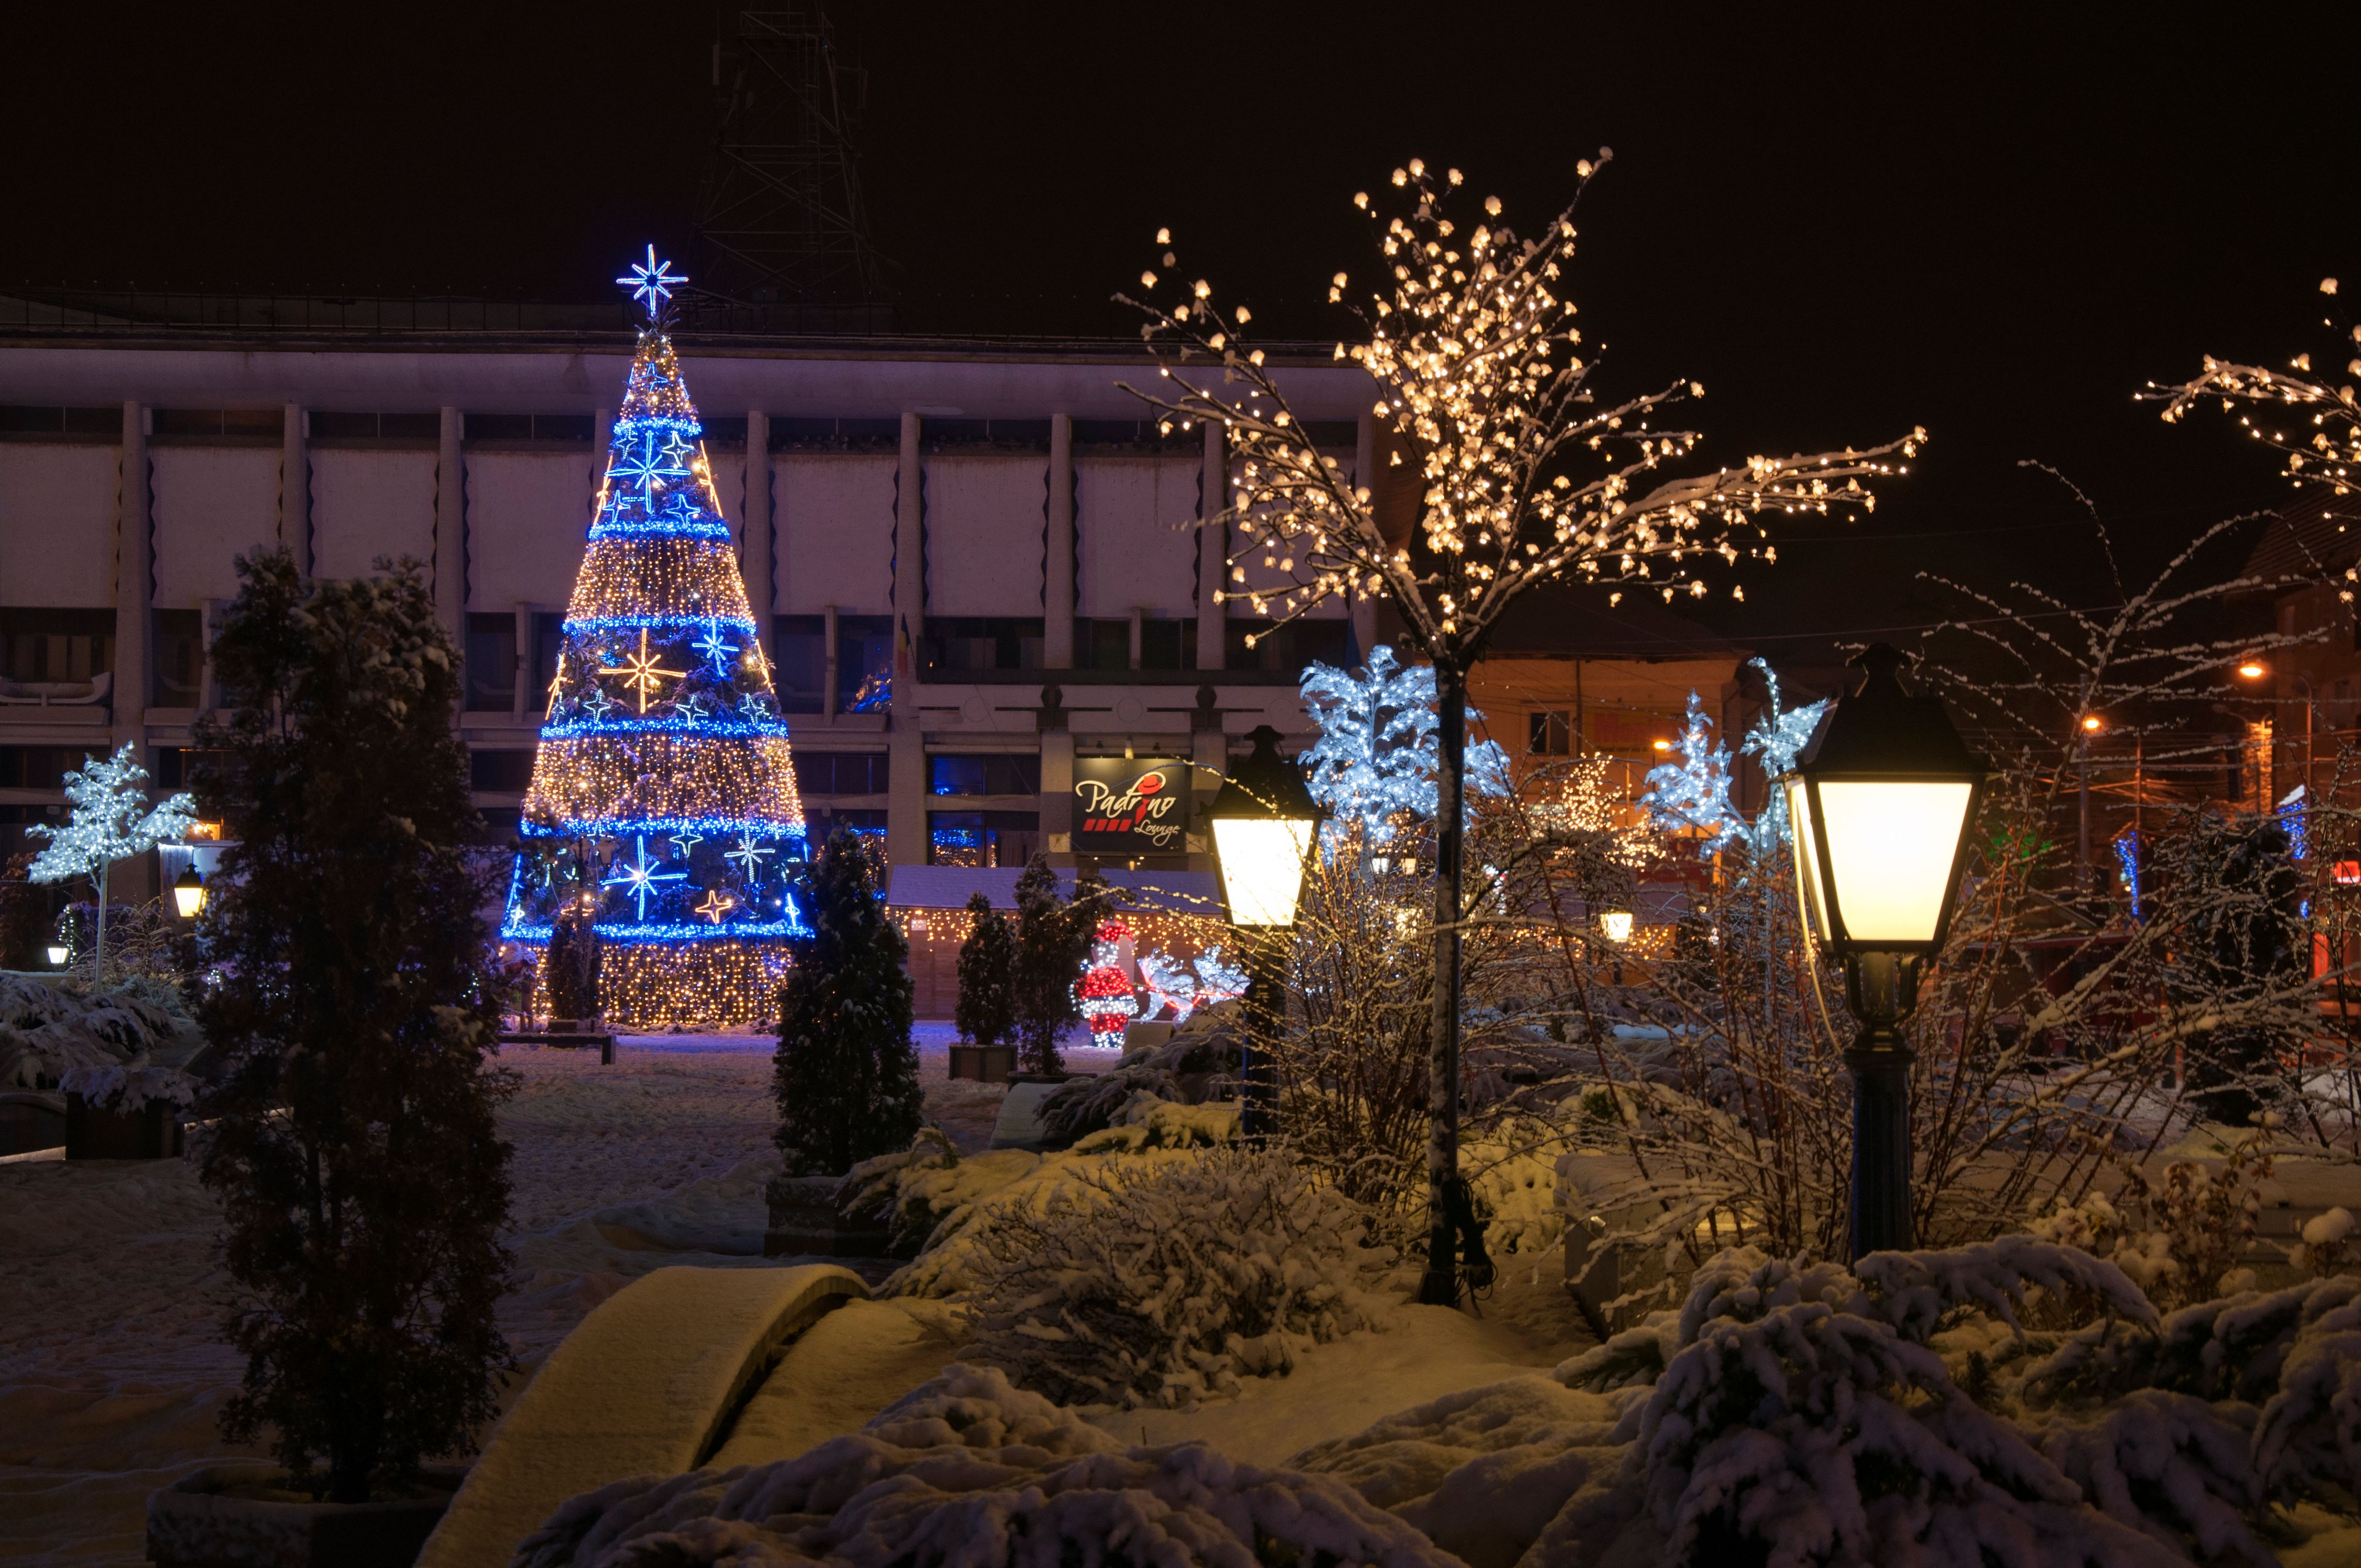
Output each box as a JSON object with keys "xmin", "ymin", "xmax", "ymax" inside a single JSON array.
[{"xmin": 1846, "ymin": 1042, "xmax": 1914, "ymax": 1259}]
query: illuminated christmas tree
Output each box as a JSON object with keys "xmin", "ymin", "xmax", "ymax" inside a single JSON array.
[
  {"xmin": 502, "ymin": 248, "xmax": 807, "ymax": 1028},
  {"xmin": 1075, "ymin": 916, "xmax": 1138, "ymax": 1046}
]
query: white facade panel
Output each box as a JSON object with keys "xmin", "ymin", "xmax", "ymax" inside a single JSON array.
[
  {"xmin": 151, "ymin": 446, "xmax": 280, "ymax": 606},
  {"xmin": 778, "ymin": 454, "xmax": 895, "ymax": 616},
  {"xmin": 0, "ymin": 443, "xmax": 119, "ymax": 606},
  {"xmin": 466, "ymin": 451, "xmax": 592, "ymax": 609},
  {"xmin": 1077, "ymin": 456, "xmax": 1199, "ymax": 617},
  {"xmin": 312, "ymin": 448, "xmax": 437, "ymax": 582},
  {"xmin": 923, "ymin": 455, "xmax": 1045, "ymax": 617}
]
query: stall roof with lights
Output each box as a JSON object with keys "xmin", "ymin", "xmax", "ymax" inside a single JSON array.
[{"xmin": 885, "ymin": 865, "xmax": 1224, "ymax": 918}]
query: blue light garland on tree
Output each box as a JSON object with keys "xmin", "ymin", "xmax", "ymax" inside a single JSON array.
[{"xmin": 501, "ymin": 251, "xmax": 809, "ymax": 1027}]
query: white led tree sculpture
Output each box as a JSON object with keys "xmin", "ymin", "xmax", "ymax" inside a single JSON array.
[
  {"xmin": 1118, "ymin": 152, "xmax": 1922, "ymax": 1305},
  {"xmin": 27, "ymin": 743, "xmax": 197, "ymax": 984},
  {"xmin": 1299, "ymin": 645, "xmax": 1510, "ymax": 850}
]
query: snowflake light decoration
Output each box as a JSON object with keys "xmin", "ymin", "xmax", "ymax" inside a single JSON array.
[{"xmin": 616, "ymin": 244, "xmax": 687, "ymax": 312}]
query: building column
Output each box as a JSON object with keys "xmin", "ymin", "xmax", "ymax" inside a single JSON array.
[
  {"xmin": 1041, "ymin": 725, "xmax": 1076, "ymax": 868},
  {"xmin": 1197, "ymin": 420, "xmax": 1226, "ymax": 670},
  {"xmin": 1046, "ymin": 413, "xmax": 1075, "ymax": 668},
  {"xmin": 592, "ymin": 407, "xmax": 613, "ymax": 531},
  {"xmin": 436, "ymin": 407, "xmax": 466, "ymax": 654},
  {"xmin": 888, "ymin": 412, "xmax": 927, "ymax": 870},
  {"xmin": 742, "ymin": 410, "xmax": 774, "ymax": 657},
  {"xmin": 282, "ymin": 403, "xmax": 311, "ymax": 578},
  {"xmin": 1128, "ymin": 608, "xmax": 1144, "ymax": 671},
  {"xmin": 1190, "ymin": 704, "xmax": 1228, "ymax": 876},
  {"xmin": 1352, "ymin": 413, "xmax": 1379, "ymax": 668},
  {"xmin": 113, "ymin": 401, "xmax": 151, "ymax": 750},
  {"xmin": 889, "ymin": 723, "xmax": 927, "ymax": 871}
]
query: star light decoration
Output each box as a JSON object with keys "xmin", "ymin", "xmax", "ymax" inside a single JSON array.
[
  {"xmin": 617, "ymin": 244, "xmax": 687, "ymax": 311},
  {"xmin": 693, "ymin": 619, "xmax": 737, "ymax": 678},
  {"xmin": 601, "ymin": 628, "xmax": 689, "ymax": 714},
  {"xmin": 725, "ymin": 833, "xmax": 775, "ymax": 880},
  {"xmin": 1112, "ymin": 153, "xmax": 1923, "ymax": 666},
  {"xmin": 603, "ymin": 835, "xmax": 688, "ymax": 921}
]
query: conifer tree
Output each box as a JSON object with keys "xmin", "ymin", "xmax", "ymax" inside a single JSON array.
[
  {"xmin": 194, "ymin": 548, "xmax": 512, "ymax": 1504},
  {"xmin": 954, "ymin": 890, "xmax": 1015, "ymax": 1047},
  {"xmin": 1009, "ymin": 857, "xmax": 1108, "ymax": 1075},
  {"xmin": 774, "ymin": 830, "xmax": 922, "ymax": 1174}
]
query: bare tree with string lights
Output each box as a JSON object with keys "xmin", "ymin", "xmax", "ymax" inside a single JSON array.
[{"xmin": 1117, "ymin": 150, "xmax": 1927, "ymax": 1303}]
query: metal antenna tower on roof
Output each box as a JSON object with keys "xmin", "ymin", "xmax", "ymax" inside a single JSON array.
[{"xmin": 695, "ymin": 6, "xmax": 893, "ymax": 331}]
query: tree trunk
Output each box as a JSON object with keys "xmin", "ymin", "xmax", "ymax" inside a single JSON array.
[
  {"xmin": 95, "ymin": 858, "xmax": 109, "ymax": 987},
  {"xmin": 1417, "ymin": 660, "xmax": 1466, "ymax": 1305}
]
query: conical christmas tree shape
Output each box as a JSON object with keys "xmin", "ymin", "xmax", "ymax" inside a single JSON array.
[{"xmin": 503, "ymin": 248, "xmax": 808, "ymax": 1028}]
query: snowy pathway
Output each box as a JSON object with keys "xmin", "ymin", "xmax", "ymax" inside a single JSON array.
[{"xmin": 0, "ymin": 1027, "xmax": 1067, "ymax": 1567}]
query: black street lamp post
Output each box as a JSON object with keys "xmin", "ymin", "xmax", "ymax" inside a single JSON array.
[
  {"xmin": 1780, "ymin": 644, "xmax": 1988, "ymax": 1259},
  {"xmin": 1204, "ymin": 725, "xmax": 1324, "ymax": 1141}
]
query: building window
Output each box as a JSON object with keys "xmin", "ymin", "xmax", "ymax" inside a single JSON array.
[
  {"xmin": 922, "ymin": 616, "xmax": 1043, "ymax": 676},
  {"xmin": 469, "ymin": 749, "xmax": 535, "ymax": 792},
  {"xmin": 464, "ymin": 413, "xmax": 591, "ymax": 443},
  {"xmin": 153, "ymin": 609, "xmax": 203, "ymax": 707},
  {"xmin": 0, "ymin": 406, "xmax": 119, "ymax": 434},
  {"xmin": 928, "ymin": 810, "xmax": 1041, "ymax": 867},
  {"xmin": 1079, "ymin": 618, "xmax": 1132, "ymax": 671},
  {"xmin": 0, "ymin": 745, "xmax": 108, "ymax": 790},
  {"xmin": 928, "ymin": 753, "xmax": 1041, "ymax": 797},
  {"xmin": 773, "ymin": 616, "xmax": 827, "ymax": 713},
  {"xmin": 0, "ymin": 608, "xmax": 114, "ymax": 686},
  {"xmin": 836, "ymin": 616, "xmax": 894, "ymax": 711},
  {"xmin": 311, "ymin": 411, "xmax": 440, "ymax": 440},
  {"xmin": 529, "ymin": 612, "xmax": 565, "ymax": 711},
  {"xmin": 794, "ymin": 751, "xmax": 890, "ymax": 798},
  {"xmin": 1140, "ymin": 618, "xmax": 1195, "ymax": 671},
  {"xmin": 1529, "ymin": 710, "xmax": 1574, "ymax": 755},
  {"xmin": 1226, "ymin": 618, "xmax": 1351, "ymax": 675},
  {"xmin": 465, "ymin": 613, "xmax": 517, "ymax": 712}
]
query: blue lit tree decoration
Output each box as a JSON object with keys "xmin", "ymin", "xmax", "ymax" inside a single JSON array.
[
  {"xmin": 1639, "ymin": 662, "xmax": 1829, "ymax": 861},
  {"xmin": 1298, "ymin": 646, "xmax": 1510, "ymax": 851},
  {"xmin": 502, "ymin": 249, "xmax": 809, "ymax": 1028}
]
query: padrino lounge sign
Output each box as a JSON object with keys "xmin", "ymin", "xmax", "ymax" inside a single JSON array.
[{"xmin": 1074, "ymin": 758, "xmax": 1190, "ymax": 852}]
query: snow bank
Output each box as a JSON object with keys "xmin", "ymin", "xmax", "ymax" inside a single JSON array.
[{"xmin": 512, "ymin": 1363, "xmax": 1459, "ymax": 1568}]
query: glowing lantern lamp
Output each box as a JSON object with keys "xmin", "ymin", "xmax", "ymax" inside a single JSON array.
[
  {"xmin": 172, "ymin": 866, "xmax": 207, "ymax": 919},
  {"xmin": 46, "ymin": 942, "xmax": 69, "ymax": 967},
  {"xmin": 1205, "ymin": 724, "xmax": 1325, "ymax": 1136},
  {"xmin": 1598, "ymin": 909, "xmax": 1634, "ymax": 945},
  {"xmin": 1780, "ymin": 643, "xmax": 1987, "ymax": 1260}
]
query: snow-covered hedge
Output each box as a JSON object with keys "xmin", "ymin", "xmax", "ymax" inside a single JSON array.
[
  {"xmin": 512, "ymin": 1363, "xmax": 1457, "ymax": 1568},
  {"xmin": 961, "ymin": 1147, "xmax": 1382, "ymax": 1409},
  {"xmin": 55, "ymin": 1063, "xmax": 197, "ymax": 1112},
  {"xmin": 0, "ymin": 973, "xmax": 195, "ymax": 1089}
]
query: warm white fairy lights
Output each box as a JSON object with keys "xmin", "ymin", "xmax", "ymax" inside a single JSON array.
[{"xmin": 1114, "ymin": 154, "xmax": 1922, "ymax": 668}]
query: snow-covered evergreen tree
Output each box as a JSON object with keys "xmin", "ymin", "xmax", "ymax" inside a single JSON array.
[
  {"xmin": 1298, "ymin": 646, "xmax": 1509, "ymax": 848},
  {"xmin": 953, "ymin": 890, "xmax": 1015, "ymax": 1046}
]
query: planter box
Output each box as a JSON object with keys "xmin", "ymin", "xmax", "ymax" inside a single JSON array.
[
  {"xmin": 0, "ymin": 1091, "xmax": 66, "ymax": 1156},
  {"xmin": 65, "ymin": 1093, "xmax": 183, "ymax": 1160},
  {"xmin": 761, "ymin": 1172, "xmax": 893, "ymax": 1259},
  {"xmin": 148, "ymin": 1462, "xmax": 463, "ymax": 1568},
  {"xmin": 947, "ymin": 1043, "xmax": 1017, "ymax": 1084}
]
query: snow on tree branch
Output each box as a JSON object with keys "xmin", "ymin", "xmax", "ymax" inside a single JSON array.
[{"xmin": 26, "ymin": 744, "xmax": 197, "ymax": 886}]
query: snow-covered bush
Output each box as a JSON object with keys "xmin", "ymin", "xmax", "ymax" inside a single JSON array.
[
  {"xmin": 1035, "ymin": 1004, "xmax": 1242, "ymax": 1146},
  {"xmin": 512, "ymin": 1363, "xmax": 1458, "ymax": 1568},
  {"xmin": 2291, "ymin": 1207, "xmax": 2357, "ymax": 1278},
  {"xmin": 0, "ymin": 973, "xmax": 197, "ymax": 1088},
  {"xmin": 55, "ymin": 1063, "xmax": 197, "ymax": 1112},
  {"xmin": 961, "ymin": 1147, "xmax": 1381, "ymax": 1408}
]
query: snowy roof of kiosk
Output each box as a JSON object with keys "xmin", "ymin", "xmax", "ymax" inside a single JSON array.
[{"xmin": 886, "ymin": 865, "xmax": 1225, "ymax": 918}]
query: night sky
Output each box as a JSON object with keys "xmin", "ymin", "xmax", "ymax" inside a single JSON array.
[{"xmin": 12, "ymin": 3, "xmax": 2360, "ymax": 661}]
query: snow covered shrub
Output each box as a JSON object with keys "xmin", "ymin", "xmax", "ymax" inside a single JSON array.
[
  {"xmin": 1292, "ymin": 1375, "xmax": 1634, "ymax": 1568},
  {"xmin": 1036, "ymin": 1006, "xmax": 1242, "ymax": 1146},
  {"xmin": 2251, "ymin": 1286, "xmax": 2361, "ymax": 1502},
  {"xmin": 0, "ymin": 973, "xmax": 198, "ymax": 1088},
  {"xmin": 2024, "ymin": 1276, "xmax": 2361, "ymax": 1411},
  {"xmin": 2291, "ymin": 1207, "xmax": 2357, "ymax": 1278},
  {"xmin": 2036, "ymin": 1390, "xmax": 2271, "ymax": 1566},
  {"xmin": 511, "ymin": 1363, "xmax": 1458, "ymax": 1568},
  {"xmin": 961, "ymin": 1147, "xmax": 1380, "ymax": 1408},
  {"xmin": 2030, "ymin": 1142, "xmax": 2272, "ymax": 1310},
  {"xmin": 55, "ymin": 1063, "xmax": 197, "ymax": 1112}
]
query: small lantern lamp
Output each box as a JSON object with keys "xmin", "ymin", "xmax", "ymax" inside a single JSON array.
[
  {"xmin": 1780, "ymin": 643, "xmax": 1987, "ymax": 1259},
  {"xmin": 1206, "ymin": 725, "xmax": 1324, "ymax": 929},
  {"xmin": 172, "ymin": 866, "xmax": 208, "ymax": 919},
  {"xmin": 1205, "ymin": 724, "xmax": 1326, "ymax": 1137}
]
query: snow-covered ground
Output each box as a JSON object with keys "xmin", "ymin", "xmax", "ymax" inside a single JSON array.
[{"xmin": 0, "ymin": 1026, "xmax": 1086, "ymax": 1567}]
